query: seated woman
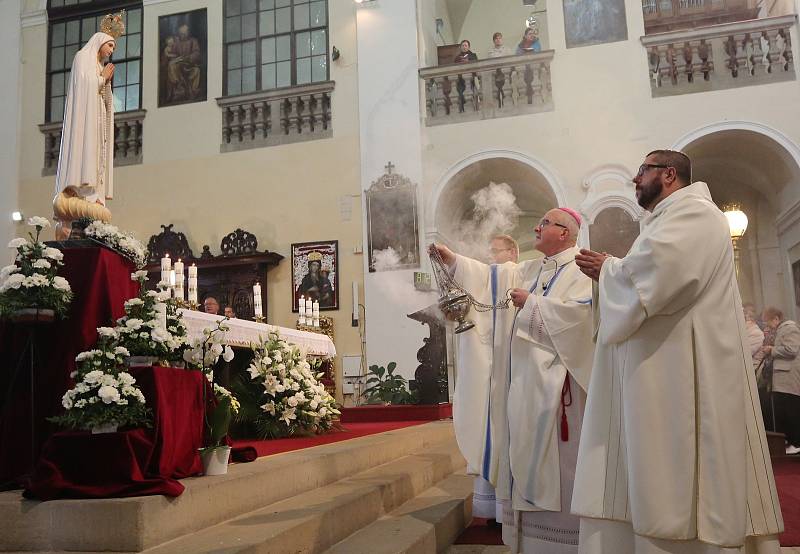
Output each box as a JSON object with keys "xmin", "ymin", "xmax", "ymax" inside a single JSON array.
[{"xmin": 453, "ymin": 39, "xmax": 478, "ymax": 63}]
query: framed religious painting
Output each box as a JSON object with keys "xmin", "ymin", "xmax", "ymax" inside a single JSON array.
[
  {"xmin": 562, "ymin": 0, "xmax": 627, "ymax": 49},
  {"xmin": 158, "ymin": 9, "xmax": 208, "ymax": 107},
  {"xmin": 291, "ymin": 241, "xmax": 339, "ymax": 312}
]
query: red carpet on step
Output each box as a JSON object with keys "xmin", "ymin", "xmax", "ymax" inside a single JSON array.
[
  {"xmin": 775, "ymin": 458, "xmax": 800, "ymax": 546},
  {"xmin": 230, "ymin": 421, "xmax": 427, "ymax": 458},
  {"xmin": 453, "ymin": 518, "xmax": 504, "ymax": 545}
]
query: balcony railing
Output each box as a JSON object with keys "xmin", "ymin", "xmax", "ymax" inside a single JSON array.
[
  {"xmin": 38, "ymin": 110, "xmax": 146, "ymax": 176},
  {"xmin": 419, "ymin": 51, "xmax": 555, "ymax": 127},
  {"xmin": 216, "ymin": 81, "xmax": 334, "ymax": 153},
  {"xmin": 641, "ymin": 15, "xmax": 796, "ymax": 97},
  {"xmin": 642, "ymin": 0, "xmax": 757, "ymax": 34}
]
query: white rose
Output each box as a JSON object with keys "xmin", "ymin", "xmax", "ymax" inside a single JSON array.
[
  {"xmin": 27, "ymin": 216, "xmax": 51, "ymax": 229},
  {"xmin": 287, "ymin": 396, "xmax": 299, "ymax": 407},
  {"xmin": 98, "ymin": 385, "xmax": 120, "ymax": 404},
  {"xmin": 43, "ymin": 247, "xmax": 64, "ymax": 261},
  {"xmin": 8, "ymin": 238, "xmax": 27, "ymax": 249},
  {"xmin": 319, "ymin": 407, "xmax": 327, "ymax": 416},
  {"xmin": 52, "ymin": 276, "xmax": 71, "ymax": 291}
]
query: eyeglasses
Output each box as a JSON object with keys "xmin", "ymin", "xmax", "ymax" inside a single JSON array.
[
  {"xmin": 636, "ymin": 163, "xmax": 671, "ymax": 178},
  {"xmin": 537, "ymin": 218, "xmax": 568, "ymax": 230}
]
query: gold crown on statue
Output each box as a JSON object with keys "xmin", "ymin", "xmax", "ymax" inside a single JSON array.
[
  {"xmin": 100, "ymin": 11, "xmax": 126, "ymax": 39},
  {"xmin": 307, "ymin": 251, "xmax": 323, "ymax": 262}
]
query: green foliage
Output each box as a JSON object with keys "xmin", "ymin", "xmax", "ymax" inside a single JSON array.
[
  {"xmin": 361, "ymin": 362, "xmax": 418, "ymax": 405},
  {"xmin": 206, "ymin": 395, "xmax": 233, "ymax": 448}
]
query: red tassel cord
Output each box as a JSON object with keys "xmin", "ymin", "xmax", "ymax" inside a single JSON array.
[{"xmin": 560, "ymin": 376, "xmax": 572, "ymax": 442}]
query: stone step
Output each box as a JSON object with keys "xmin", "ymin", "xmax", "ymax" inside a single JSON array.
[
  {"xmin": 141, "ymin": 438, "xmax": 466, "ymax": 554},
  {"xmin": 323, "ymin": 471, "xmax": 473, "ymax": 554},
  {"xmin": 445, "ymin": 547, "xmax": 510, "ymax": 554},
  {"xmin": 0, "ymin": 421, "xmax": 456, "ymax": 553}
]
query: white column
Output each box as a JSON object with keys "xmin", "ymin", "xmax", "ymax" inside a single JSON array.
[
  {"xmin": 356, "ymin": 1, "xmax": 428, "ymax": 381},
  {"xmin": 0, "ymin": 0, "xmax": 22, "ymax": 264}
]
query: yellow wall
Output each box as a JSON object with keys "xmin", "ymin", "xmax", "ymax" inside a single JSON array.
[{"xmin": 16, "ymin": 0, "xmax": 364, "ymax": 400}]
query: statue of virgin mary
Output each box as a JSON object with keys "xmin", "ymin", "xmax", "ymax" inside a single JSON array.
[{"xmin": 53, "ymin": 13, "xmax": 124, "ymax": 239}]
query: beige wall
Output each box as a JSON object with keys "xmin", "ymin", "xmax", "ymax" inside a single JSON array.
[
  {"xmin": 457, "ymin": 0, "xmax": 550, "ymax": 57},
  {"xmin": 15, "ymin": 0, "xmax": 364, "ymax": 400}
]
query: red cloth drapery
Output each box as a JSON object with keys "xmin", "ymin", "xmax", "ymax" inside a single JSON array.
[
  {"xmin": 25, "ymin": 366, "xmax": 205, "ymax": 500},
  {"xmin": 0, "ymin": 247, "xmax": 138, "ymax": 485}
]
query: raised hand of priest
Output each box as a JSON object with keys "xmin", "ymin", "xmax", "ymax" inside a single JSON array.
[
  {"xmin": 429, "ymin": 243, "xmax": 456, "ymax": 266},
  {"xmin": 575, "ymin": 249, "xmax": 608, "ymax": 281},
  {"xmin": 509, "ymin": 288, "xmax": 530, "ymax": 308},
  {"xmin": 101, "ymin": 63, "xmax": 115, "ymax": 82}
]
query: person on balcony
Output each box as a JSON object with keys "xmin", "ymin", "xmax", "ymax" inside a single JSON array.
[
  {"xmin": 453, "ymin": 39, "xmax": 478, "ymax": 63},
  {"xmin": 515, "ymin": 27, "xmax": 542, "ymax": 55},
  {"xmin": 487, "ymin": 32, "xmax": 510, "ymax": 58}
]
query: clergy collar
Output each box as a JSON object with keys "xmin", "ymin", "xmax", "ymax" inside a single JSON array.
[{"xmin": 542, "ymin": 245, "xmax": 579, "ymax": 266}]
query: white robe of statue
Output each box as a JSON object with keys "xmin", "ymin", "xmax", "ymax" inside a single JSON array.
[
  {"xmin": 571, "ymin": 182, "xmax": 783, "ymax": 554},
  {"xmin": 452, "ymin": 245, "xmax": 594, "ymax": 553},
  {"xmin": 55, "ymin": 32, "xmax": 115, "ymax": 204}
]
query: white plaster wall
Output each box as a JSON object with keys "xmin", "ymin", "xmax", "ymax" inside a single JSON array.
[
  {"xmin": 356, "ymin": 0, "xmax": 429, "ymax": 381},
  {"xmin": 457, "ymin": 0, "xmax": 551, "ymax": 57},
  {"xmin": 0, "ymin": 0, "xmax": 23, "ymax": 265}
]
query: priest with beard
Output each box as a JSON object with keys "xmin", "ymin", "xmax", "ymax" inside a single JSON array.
[
  {"xmin": 430, "ymin": 206, "xmax": 594, "ymax": 554},
  {"xmin": 573, "ymin": 150, "xmax": 782, "ymax": 553}
]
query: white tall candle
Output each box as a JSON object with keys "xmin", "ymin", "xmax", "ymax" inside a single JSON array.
[
  {"xmin": 187, "ymin": 279, "xmax": 197, "ymax": 304},
  {"xmin": 155, "ymin": 302, "xmax": 167, "ymax": 329},
  {"xmin": 188, "ymin": 263, "xmax": 197, "ymax": 278},
  {"xmin": 160, "ymin": 254, "xmax": 171, "ymax": 286},
  {"xmin": 298, "ymin": 295, "xmax": 306, "ymax": 325},
  {"xmin": 253, "ymin": 283, "xmax": 263, "ymax": 317},
  {"xmin": 306, "ymin": 299, "xmax": 313, "ymax": 319}
]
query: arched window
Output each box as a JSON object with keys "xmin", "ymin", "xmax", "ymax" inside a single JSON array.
[{"xmin": 588, "ymin": 206, "xmax": 640, "ymax": 258}]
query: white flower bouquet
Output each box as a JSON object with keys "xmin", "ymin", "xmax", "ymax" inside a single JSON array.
[
  {"xmin": 84, "ymin": 220, "xmax": 148, "ymax": 268},
  {"xmin": 114, "ymin": 272, "xmax": 189, "ymax": 364},
  {"xmin": 49, "ymin": 333, "xmax": 150, "ymax": 431},
  {"xmin": 233, "ymin": 332, "xmax": 339, "ymax": 439},
  {"xmin": 0, "ymin": 217, "xmax": 72, "ymax": 319}
]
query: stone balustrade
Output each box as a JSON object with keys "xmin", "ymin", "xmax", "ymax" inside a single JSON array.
[
  {"xmin": 38, "ymin": 110, "xmax": 146, "ymax": 176},
  {"xmin": 216, "ymin": 81, "xmax": 334, "ymax": 153},
  {"xmin": 419, "ymin": 51, "xmax": 555, "ymax": 127},
  {"xmin": 641, "ymin": 15, "xmax": 796, "ymax": 97}
]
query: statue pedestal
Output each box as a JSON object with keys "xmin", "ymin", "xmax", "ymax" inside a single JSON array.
[{"xmin": 407, "ymin": 304, "xmax": 449, "ymax": 405}]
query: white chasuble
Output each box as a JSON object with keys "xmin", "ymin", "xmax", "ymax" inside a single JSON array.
[
  {"xmin": 452, "ymin": 246, "xmax": 594, "ymax": 553},
  {"xmin": 571, "ymin": 182, "xmax": 783, "ymax": 554},
  {"xmin": 55, "ymin": 32, "xmax": 115, "ymax": 204}
]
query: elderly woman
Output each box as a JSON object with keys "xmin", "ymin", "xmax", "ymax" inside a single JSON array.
[{"xmin": 762, "ymin": 306, "xmax": 800, "ymax": 455}]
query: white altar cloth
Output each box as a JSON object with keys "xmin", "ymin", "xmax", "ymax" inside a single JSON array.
[{"xmin": 179, "ymin": 309, "xmax": 336, "ymax": 358}]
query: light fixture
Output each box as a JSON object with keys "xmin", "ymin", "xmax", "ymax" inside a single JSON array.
[
  {"xmin": 723, "ymin": 203, "xmax": 748, "ymax": 278},
  {"xmin": 11, "ymin": 211, "xmax": 23, "ymax": 222},
  {"xmin": 354, "ymin": 0, "xmax": 376, "ymax": 5}
]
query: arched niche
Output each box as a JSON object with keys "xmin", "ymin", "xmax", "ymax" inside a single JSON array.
[{"xmin": 589, "ymin": 207, "xmax": 640, "ymax": 258}]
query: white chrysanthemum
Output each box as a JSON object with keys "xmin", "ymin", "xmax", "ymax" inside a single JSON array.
[
  {"xmin": 8, "ymin": 238, "xmax": 27, "ymax": 249},
  {"xmin": 0, "ymin": 273, "xmax": 24, "ymax": 291},
  {"xmin": 43, "ymin": 247, "xmax": 64, "ymax": 261},
  {"xmin": 52, "ymin": 276, "xmax": 71, "ymax": 291},
  {"xmin": 22, "ymin": 274, "xmax": 48, "ymax": 288},
  {"xmin": 97, "ymin": 327, "xmax": 118, "ymax": 338},
  {"xmin": 114, "ymin": 346, "xmax": 130, "ymax": 357},
  {"xmin": 151, "ymin": 327, "xmax": 171, "ymax": 343},
  {"xmin": 62, "ymin": 391, "xmax": 74, "ymax": 409},
  {"xmin": 0, "ymin": 264, "xmax": 19, "ymax": 278},
  {"xmin": 98, "ymin": 385, "xmax": 120, "ymax": 404},
  {"xmin": 32, "ymin": 259, "xmax": 51, "ymax": 270},
  {"xmin": 27, "ymin": 216, "xmax": 51, "ymax": 228},
  {"xmin": 74, "ymin": 399, "xmax": 87, "ymax": 408},
  {"xmin": 83, "ymin": 370, "xmax": 105, "ymax": 384},
  {"xmin": 125, "ymin": 318, "xmax": 144, "ymax": 330},
  {"xmin": 125, "ymin": 298, "xmax": 144, "ymax": 308}
]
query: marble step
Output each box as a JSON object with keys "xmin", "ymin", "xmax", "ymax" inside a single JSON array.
[
  {"xmin": 0, "ymin": 420, "xmax": 455, "ymax": 553},
  {"xmin": 445, "ymin": 547, "xmax": 511, "ymax": 554},
  {"xmin": 323, "ymin": 471, "xmax": 473, "ymax": 554},
  {"xmin": 141, "ymin": 438, "xmax": 466, "ymax": 554}
]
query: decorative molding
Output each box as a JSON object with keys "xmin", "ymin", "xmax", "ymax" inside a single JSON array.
[
  {"xmin": 777, "ymin": 197, "xmax": 800, "ymax": 235},
  {"xmin": 640, "ymin": 14, "xmax": 797, "ymax": 46},
  {"xmin": 581, "ymin": 164, "xmax": 633, "ymax": 191},
  {"xmin": 427, "ymin": 148, "xmax": 567, "ymax": 231},
  {"xmin": 143, "ymin": 0, "xmax": 178, "ymax": 5},
  {"xmin": 21, "ymin": 10, "xmax": 47, "ymax": 28}
]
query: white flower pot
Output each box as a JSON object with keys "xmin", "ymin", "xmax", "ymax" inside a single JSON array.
[
  {"xmin": 125, "ymin": 356, "xmax": 158, "ymax": 367},
  {"xmin": 91, "ymin": 422, "xmax": 118, "ymax": 434},
  {"xmin": 200, "ymin": 446, "xmax": 231, "ymax": 476}
]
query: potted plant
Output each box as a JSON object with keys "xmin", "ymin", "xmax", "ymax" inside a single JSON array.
[
  {"xmin": 361, "ymin": 362, "xmax": 418, "ymax": 405},
  {"xmin": 183, "ymin": 319, "xmax": 237, "ymax": 475},
  {"xmin": 0, "ymin": 216, "xmax": 72, "ymax": 322},
  {"xmin": 49, "ymin": 332, "xmax": 150, "ymax": 434}
]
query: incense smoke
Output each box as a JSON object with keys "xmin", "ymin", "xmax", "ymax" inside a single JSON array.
[{"xmin": 452, "ymin": 182, "xmax": 522, "ymax": 260}]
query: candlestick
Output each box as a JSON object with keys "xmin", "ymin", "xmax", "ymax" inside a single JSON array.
[{"xmin": 155, "ymin": 302, "xmax": 167, "ymax": 330}]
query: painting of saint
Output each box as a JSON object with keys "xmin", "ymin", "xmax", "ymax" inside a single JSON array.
[
  {"xmin": 292, "ymin": 241, "xmax": 339, "ymax": 311},
  {"xmin": 158, "ymin": 9, "xmax": 207, "ymax": 107}
]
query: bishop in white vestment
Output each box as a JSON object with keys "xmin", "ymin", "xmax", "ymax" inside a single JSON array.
[
  {"xmin": 434, "ymin": 207, "xmax": 594, "ymax": 553},
  {"xmin": 574, "ymin": 150, "xmax": 783, "ymax": 554}
]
